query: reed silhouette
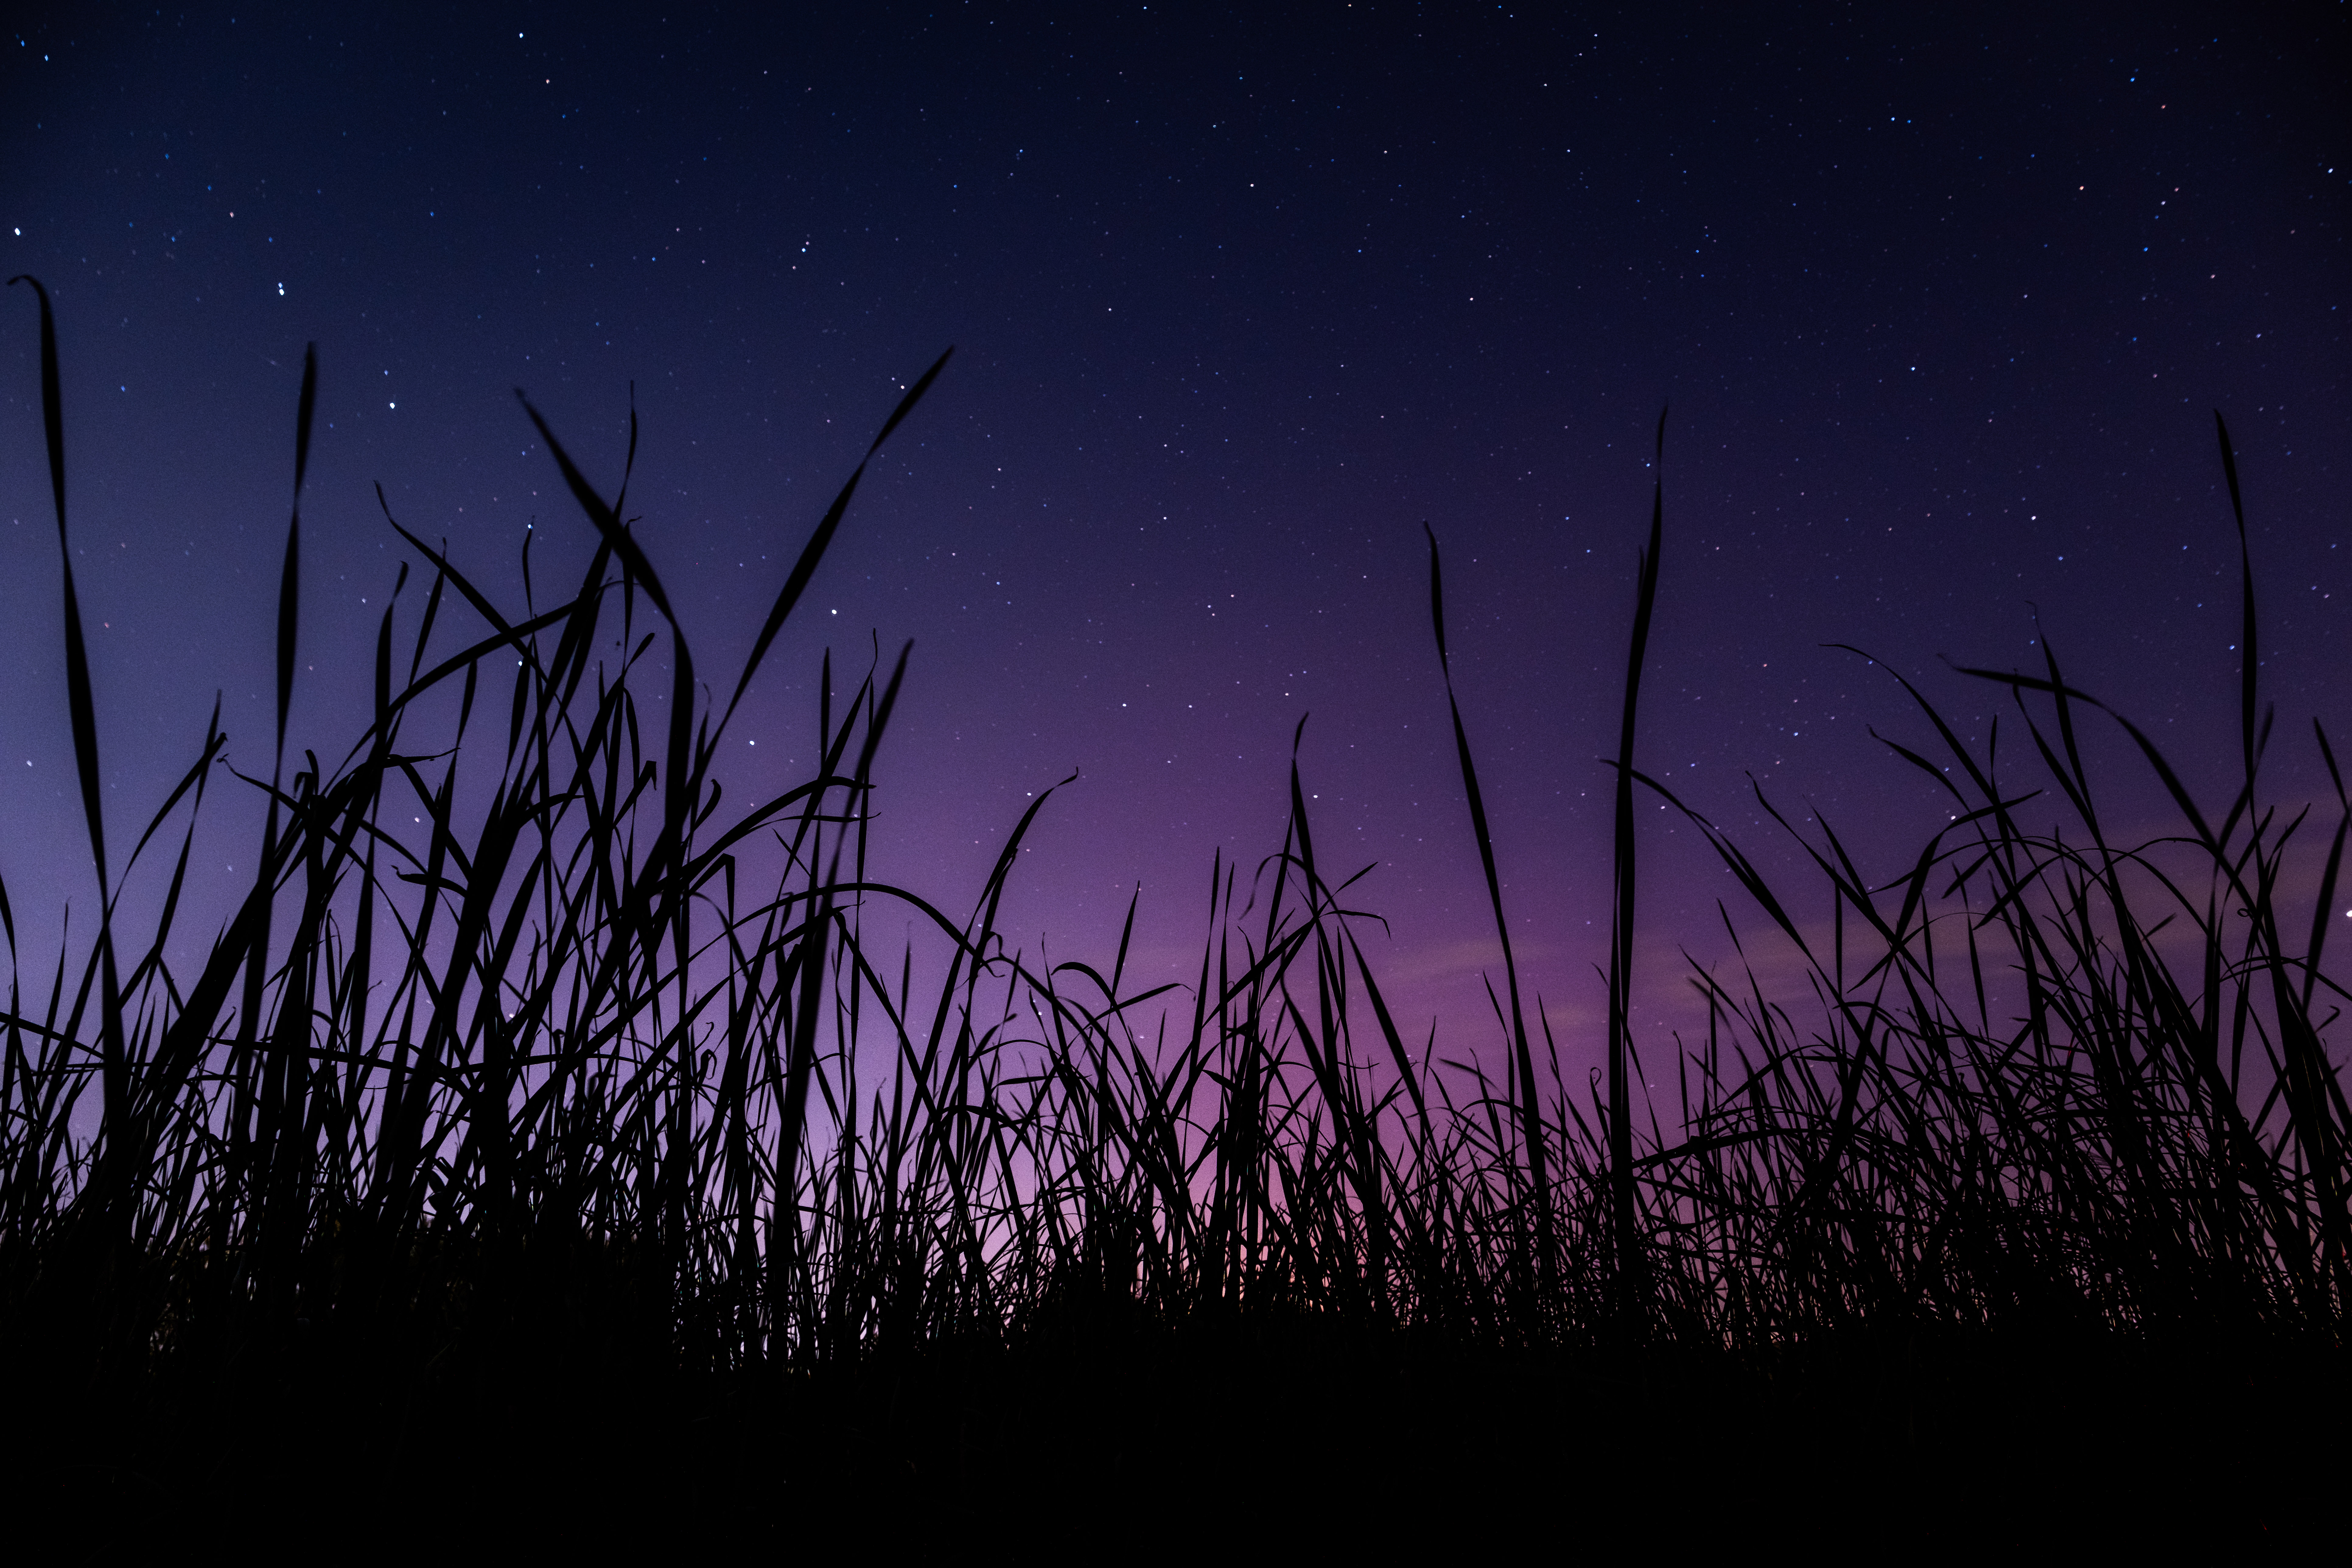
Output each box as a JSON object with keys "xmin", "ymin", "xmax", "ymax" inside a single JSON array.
[{"xmin": 3, "ymin": 281, "xmax": 2341, "ymax": 1544}]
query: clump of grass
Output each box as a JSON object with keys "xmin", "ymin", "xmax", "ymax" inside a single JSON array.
[
  {"xmin": 1612, "ymin": 413, "xmax": 2350, "ymax": 1348},
  {"xmin": 1, "ymin": 281, "xmax": 2341, "ymax": 1537}
]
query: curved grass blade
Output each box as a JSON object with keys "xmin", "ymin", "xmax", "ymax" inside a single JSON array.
[
  {"xmin": 9, "ymin": 276, "xmax": 127, "ymax": 1216},
  {"xmin": 719, "ymin": 347, "xmax": 954, "ymax": 740},
  {"xmin": 1423, "ymin": 520, "xmax": 1551, "ymax": 1284},
  {"xmin": 278, "ymin": 344, "xmax": 317, "ymax": 762},
  {"xmin": 2216, "ymin": 411, "xmax": 2259, "ymax": 796},
  {"xmin": 9, "ymin": 276, "xmax": 108, "ymax": 893},
  {"xmin": 1606, "ymin": 405, "xmax": 1668, "ymax": 1312}
]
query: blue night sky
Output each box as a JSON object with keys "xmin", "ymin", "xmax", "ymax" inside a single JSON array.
[{"xmin": 3, "ymin": 3, "xmax": 2344, "ymax": 1079}]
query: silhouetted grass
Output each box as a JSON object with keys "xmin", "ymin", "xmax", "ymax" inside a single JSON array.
[{"xmin": 2, "ymin": 279, "xmax": 2342, "ymax": 1543}]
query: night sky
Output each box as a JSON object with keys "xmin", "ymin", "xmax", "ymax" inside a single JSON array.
[{"xmin": 4, "ymin": 4, "xmax": 2345, "ymax": 1084}]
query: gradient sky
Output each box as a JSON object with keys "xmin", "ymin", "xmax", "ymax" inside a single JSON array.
[{"xmin": 3, "ymin": 3, "xmax": 2345, "ymax": 1086}]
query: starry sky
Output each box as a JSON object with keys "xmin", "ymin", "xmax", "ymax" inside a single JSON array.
[{"xmin": 3, "ymin": 3, "xmax": 2345, "ymax": 1080}]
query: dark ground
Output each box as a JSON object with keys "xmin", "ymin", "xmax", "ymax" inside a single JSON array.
[{"xmin": 15, "ymin": 1305, "xmax": 2340, "ymax": 1556}]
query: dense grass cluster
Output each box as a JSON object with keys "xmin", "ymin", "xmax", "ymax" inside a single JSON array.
[{"xmin": 2, "ymin": 281, "xmax": 2343, "ymax": 1514}]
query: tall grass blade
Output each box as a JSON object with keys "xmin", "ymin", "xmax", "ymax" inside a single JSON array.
[
  {"xmin": 1423, "ymin": 522, "xmax": 1551, "ymax": 1297},
  {"xmin": 9, "ymin": 275, "xmax": 128, "ymax": 1242},
  {"xmin": 719, "ymin": 347, "xmax": 954, "ymax": 738},
  {"xmin": 9, "ymin": 277, "xmax": 107, "ymax": 894},
  {"xmin": 1606, "ymin": 407, "xmax": 1668, "ymax": 1315},
  {"xmin": 277, "ymin": 344, "xmax": 317, "ymax": 761},
  {"xmin": 2216, "ymin": 411, "xmax": 2258, "ymax": 797}
]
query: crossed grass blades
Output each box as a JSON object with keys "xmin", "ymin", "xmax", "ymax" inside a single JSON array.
[{"xmin": 1, "ymin": 278, "xmax": 2342, "ymax": 1429}]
